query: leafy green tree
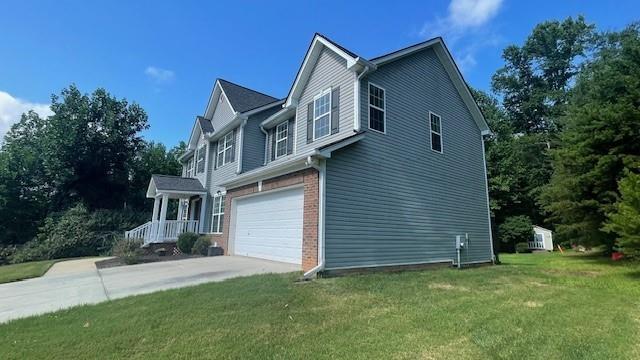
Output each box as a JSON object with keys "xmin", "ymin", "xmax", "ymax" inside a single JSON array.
[
  {"xmin": 604, "ymin": 172, "xmax": 640, "ymax": 256},
  {"xmin": 0, "ymin": 111, "xmax": 53, "ymax": 245},
  {"xmin": 43, "ymin": 85, "xmax": 149, "ymax": 210},
  {"xmin": 128, "ymin": 141, "xmax": 185, "ymax": 210},
  {"xmin": 492, "ymin": 16, "xmax": 595, "ymax": 134},
  {"xmin": 541, "ymin": 24, "xmax": 640, "ymax": 251},
  {"xmin": 498, "ymin": 215, "xmax": 533, "ymax": 253}
]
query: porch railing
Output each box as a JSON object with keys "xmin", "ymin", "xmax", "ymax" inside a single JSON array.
[
  {"xmin": 125, "ymin": 220, "xmax": 200, "ymax": 245},
  {"xmin": 528, "ymin": 241, "xmax": 545, "ymax": 250}
]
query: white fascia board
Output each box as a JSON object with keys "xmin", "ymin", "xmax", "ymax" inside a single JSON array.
[
  {"xmin": 316, "ymin": 133, "xmax": 365, "ymax": 158},
  {"xmin": 243, "ymin": 99, "xmax": 285, "ymax": 116},
  {"xmin": 205, "ymin": 113, "xmax": 245, "ymax": 142},
  {"xmin": 285, "ymin": 35, "xmax": 360, "ymax": 108},
  {"xmin": 260, "ymin": 106, "xmax": 295, "ymax": 129},
  {"xmin": 177, "ymin": 148, "xmax": 195, "ymax": 162},
  {"xmin": 146, "ymin": 178, "xmax": 157, "ymax": 198}
]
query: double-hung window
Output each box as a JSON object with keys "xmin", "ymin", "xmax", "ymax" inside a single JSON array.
[
  {"xmin": 430, "ymin": 112, "xmax": 443, "ymax": 153},
  {"xmin": 211, "ymin": 195, "xmax": 225, "ymax": 233},
  {"xmin": 275, "ymin": 121, "xmax": 288, "ymax": 158},
  {"xmin": 313, "ymin": 89, "xmax": 331, "ymax": 140},
  {"xmin": 196, "ymin": 144, "xmax": 206, "ymax": 173},
  {"xmin": 216, "ymin": 132, "xmax": 234, "ymax": 167},
  {"xmin": 187, "ymin": 157, "xmax": 195, "ymax": 177},
  {"xmin": 368, "ymin": 83, "xmax": 385, "ymax": 133}
]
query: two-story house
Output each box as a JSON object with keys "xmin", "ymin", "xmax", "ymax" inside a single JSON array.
[{"xmin": 127, "ymin": 33, "xmax": 494, "ymax": 277}]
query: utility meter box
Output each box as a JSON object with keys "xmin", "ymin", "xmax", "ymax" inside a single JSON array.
[{"xmin": 456, "ymin": 235, "xmax": 464, "ymax": 249}]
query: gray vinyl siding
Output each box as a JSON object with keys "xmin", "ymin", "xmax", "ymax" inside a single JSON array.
[
  {"xmin": 295, "ymin": 47, "xmax": 356, "ymax": 154},
  {"xmin": 203, "ymin": 128, "xmax": 238, "ymax": 233},
  {"xmin": 242, "ymin": 107, "xmax": 280, "ymax": 172},
  {"xmin": 210, "ymin": 94, "xmax": 235, "ymax": 131},
  {"xmin": 324, "ymin": 47, "xmax": 492, "ymax": 269}
]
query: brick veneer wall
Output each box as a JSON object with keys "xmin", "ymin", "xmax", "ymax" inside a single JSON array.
[{"xmin": 209, "ymin": 168, "xmax": 319, "ymax": 272}]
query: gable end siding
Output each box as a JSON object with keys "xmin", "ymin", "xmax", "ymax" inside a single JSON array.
[
  {"xmin": 295, "ymin": 47, "xmax": 356, "ymax": 153},
  {"xmin": 324, "ymin": 47, "xmax": 492, "ymax": 269}
]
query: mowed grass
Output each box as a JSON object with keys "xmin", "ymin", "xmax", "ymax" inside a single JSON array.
[
  {"xmin": 1, "ymin": 252, "xmax": 639, "ymax": 359},
  {"xmin": 0, "ymin": 260, "xmax": 57, "ymax": 284}
]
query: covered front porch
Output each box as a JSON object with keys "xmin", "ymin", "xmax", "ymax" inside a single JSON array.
[{"xmin": 125, "ymin": 175, "xmax": 208, "ymax": 245}]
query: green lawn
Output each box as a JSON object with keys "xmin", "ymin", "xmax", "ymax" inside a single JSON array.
[
  {"xmin": 1, "ymin": 252, "xmax": 638, "ymax": 359},
  {"xmin": 0, "ymin": 260, "xmax": 57, "ymax": 284}
]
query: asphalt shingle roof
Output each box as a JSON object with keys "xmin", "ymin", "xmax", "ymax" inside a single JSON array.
[
  {"xmin": 152, "ymin": 175, "xmax": 206, "ymax": 193},
  {"xmin": 218, "ymin": 79, "xmax": 280, "ymax": 113},
  {"xmin": 197, "ymin": 116, "xmax": 214, "ymax": 133}
]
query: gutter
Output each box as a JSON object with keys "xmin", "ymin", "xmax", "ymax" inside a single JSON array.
[{"xmin": 302, "ymin": 155, "xmax": 326, "ymax": 279}]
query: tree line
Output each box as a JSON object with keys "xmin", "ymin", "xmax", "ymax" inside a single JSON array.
[
  {"xmin": 480, "ymin": 17, "xmax": 640, "ymax": 256},
  {"xmin": 0, "ymin": 85, "xmax": 185, "ymax": 262}
]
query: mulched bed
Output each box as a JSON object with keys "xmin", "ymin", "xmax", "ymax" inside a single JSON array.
[{"xmin": 95, "ymin": 254, "xmax": 202, "ymax": 269}]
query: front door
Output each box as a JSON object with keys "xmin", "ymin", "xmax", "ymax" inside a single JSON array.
[{"xmin": 190, "ymin": 198, "xmax": 202, "ymax": 222}]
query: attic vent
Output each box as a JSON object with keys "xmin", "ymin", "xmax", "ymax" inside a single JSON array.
[{"xmin": 219, "ymin": 94, "xmax": 225, "ymax": 104}]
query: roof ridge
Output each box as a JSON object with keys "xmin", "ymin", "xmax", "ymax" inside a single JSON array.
[
  {"xmin": 369, "ymin": 36, "xmax": 442, "ymax": 62},
  {"xmin": 152, "ymin": 174, "xmax": 193, "ymax": 179},
  {"xmin": 217, "ymin": 78, "xmax": 278, "ymax": 101}
]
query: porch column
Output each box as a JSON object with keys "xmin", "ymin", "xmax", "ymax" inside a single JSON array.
[
  {"xmin": 198, "ymin": 195, "xmax": 207, "ymax": 234},
  {"xmin": 157, "ymin": 193, "xmax": 169, "ymax": 241},
  {"xmin": 176, "ymin": 199, "xmax": 183, "ymax": 220},
  {"xmin": 152, "ymin": 196, "xmax": 161, "ymax": 221}
]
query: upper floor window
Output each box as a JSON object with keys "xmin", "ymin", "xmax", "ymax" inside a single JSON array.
[
  {"xmin": 368, "ymin": 83, "xmax": 386, "ymax": 133},
  {"xmin": 313, "ymin": 89, "xmax": 331, "ymax": 140},
  {"xmin": 196, "ymin": 144, "xmax": 206, "ymax": 173},
  {"xmin": 430, "ymin": 112, "xmax": 443, "ymax": 153},
  {"xmin": 211, "ymin": 194, "xmax": 225, "ymax": 233},
  {"xmin": 217, "ymin": 131, "xmax": 234, "ymax": 167},
  {"xmin": 275, "ymin": 121, "xmax": 288, "ymax": 158},
  {"xmin": 186, "ymin": 157, "xmax": 195, "ymax": 177}
]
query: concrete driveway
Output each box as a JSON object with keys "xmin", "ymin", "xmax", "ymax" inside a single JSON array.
[{"xmin": 0, "ymin": 256, "xmax": 298, "ymax": 323}]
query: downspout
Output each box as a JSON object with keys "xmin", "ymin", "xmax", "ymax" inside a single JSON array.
[
  {"xmin": 236, "ymin": 117, "xmax": 247, "ymax": 174},
  {"xmin": 303, "ymin": 155, "xmax": 325, "ymax": 279},
  {"xmin": 354, "ymin": 66, "xmax": 371, "ymax": 132},
  {"xmin": 260, "ymin": 125, "xmax": 269, "ymax": 165}
]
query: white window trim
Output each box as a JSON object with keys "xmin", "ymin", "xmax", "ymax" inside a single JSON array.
[
  {"xmin": 367, "ymin": 82, "xmax": 386, "ymax": 134},
  {"xmin": 196, "ymin": 143, "xmax": 206, "ymax": 173},
  {"xmin": 210, "ymin": 193, "xmax": 225, "ymax": 234},
  {"xmin": 275, "ymin": 121, "xmax": 289, "ymax": 159},
  {"xmin": 217, "ymin": 131, "xmax": 234, "ymax": 167},
  {"xmin": 429, "ymin": 111, "xmax": 443, "ymax": 154},
  {"xmin": 187, "ymin": 157, "xmax": 195, "ymax": 177},
  {"xmin": 313, "ymin": 88, "xmax": 332, "ymax": 141}
]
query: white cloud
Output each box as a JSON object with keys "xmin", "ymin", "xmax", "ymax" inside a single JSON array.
[
  {"xmin": 419, "ymin": 0, "xmax": 504, "ymax": 72},
  {"xmin": 0, "ymin": 91, "xmax": 53, "ymax": 140},
  {"xmin": 144, "ymin": 66, "xmax": 175, "ymax": 83}
]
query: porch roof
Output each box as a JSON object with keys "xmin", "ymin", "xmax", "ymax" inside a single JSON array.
[{"xmin": 146, "ymin": 174, "xmax": 207, "ymax": 198}]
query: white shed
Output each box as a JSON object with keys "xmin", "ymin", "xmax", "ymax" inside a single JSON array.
[{"xmin": 529, "ymin": 226, "xmax": 554, "ymax": 251}]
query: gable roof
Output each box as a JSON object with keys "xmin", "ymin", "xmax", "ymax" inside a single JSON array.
[
  {"xmin": 197, "ymin": 116, "xmax": 214, "ymax": 134},
  {"xmin": 217, "ymin": 79, "xmax": 280, "ymax": 113},
  {"xmin": 284, "ymin": 33, "xmax": 371, "ymax": 108},
  {"xmin": 147, "ymin": 175, "xmax": 207, "ymax": 197},
  {"xmin": 370, "ymin": 37, "xmax": 490, "ymax": 134}
]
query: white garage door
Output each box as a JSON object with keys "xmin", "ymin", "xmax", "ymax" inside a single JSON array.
[{"xmin": 233, "ymin": 187, "xmax": 304, "ymax": 264}]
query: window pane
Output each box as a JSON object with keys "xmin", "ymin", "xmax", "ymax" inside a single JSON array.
[
  {"xmin": 314, "ymin": 114, "xmax": 330, "ymax": 139},
  {"xmin": 225, "ymin": 148, "xmax": 233, "ymax": 163},
  {"xmin": 431, "ymin": 132, "xmax": 442, "ymax": 152},
  {"xmin": 314, "ymin": 93, "xmax": 330, "ymax": 118},
  {"xmin": 217, "ymin": 152, "xmax": 224, "ymax": 167},
  {"xmin": 219, "ymin": 195, "xmax": 225, "ymax": 213},
  {"xmin": 430, "ymin": 114, "xmax": 441, "ymax": 133},
  {"xmin": 369, "ymin": 84, "xmax": 384, "ymax": 109},
  {"xmin": 369, "ymin": 107, "xmax": 385, "ymax": 132}
]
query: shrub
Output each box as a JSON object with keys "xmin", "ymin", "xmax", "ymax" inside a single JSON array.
[
  {"xmin": 0, "ymin": 246, "xmax": 16, "ymax": 265},
  {"xmin": 177, "ymin": 232, "xmax": 199, "ymax": 253},
  {"xmin": 10, "ymin": 205, "xmax": 150, "ymax": 264},
  {"xmin": 191, "ymin": 237, "xmax": 211, "ymax": 256},
  {"xmin": 515, "ymin": 242, "xmax": 530, "ymax": 253},
  {"xmin": 498, "ymin": 216, "xmax": 534, "ymax": 253},
  {"xmin": 111, "ymin": 237, "xmax": 143, "ymax": 265},
  {"xmin": 604, "ymin": 172, "xmax": 640, "ymax": 257}
]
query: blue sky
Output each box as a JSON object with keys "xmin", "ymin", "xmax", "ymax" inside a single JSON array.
[{"xmin": 1, "ymin": 0, "xmax": 637, "ymax": 146}]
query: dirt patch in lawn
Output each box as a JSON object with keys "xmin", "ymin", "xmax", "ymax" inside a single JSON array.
[
  {"xmin": 95, "ymin": 254, "xmax": 202, "ymax": 269},
  {"xmin": 428, "ymin": 283, "xmax": 470, "ymax": 292},
  {"xmin": 544, "ymin": 269, "xmax": 602, "ymax": 277}
]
